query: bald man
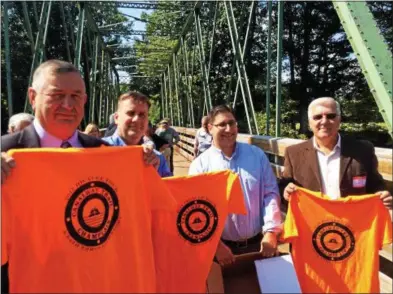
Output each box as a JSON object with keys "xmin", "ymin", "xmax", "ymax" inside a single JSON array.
[{"xmin": 282, "ymin": 97, "xmax": 392, "ymax": 209}]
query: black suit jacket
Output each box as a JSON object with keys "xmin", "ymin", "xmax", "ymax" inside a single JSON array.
[
  {"xmin": 1, "ymin": 124, "xmax": 109, "ymax": 293},
  {"xmin": 282, "ymin": 135, "xmax": 386, "ymax": 197},
  {"xmin": 1, "ymin": 124, "xmax": 109, "ymax": 152}
]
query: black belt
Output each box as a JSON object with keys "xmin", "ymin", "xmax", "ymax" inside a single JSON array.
[{"xmin": 222, "ymin": 233, "xmax": 262, "ymax": 249}]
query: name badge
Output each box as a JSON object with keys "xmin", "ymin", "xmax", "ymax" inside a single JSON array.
[{"xmin": 353, "ymin": 176, "xmax": 367, "ymax": 188}]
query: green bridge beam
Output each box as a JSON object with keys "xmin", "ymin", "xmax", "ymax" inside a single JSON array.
[{"xmin": 334, "ymin": 1, "xmax": 393, "ymax": 137}]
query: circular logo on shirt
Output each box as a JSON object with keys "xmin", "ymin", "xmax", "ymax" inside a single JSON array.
[
  {"xmin": 65, "ymin": 181, "xmax": 119, "ymax": 247},
  {"xmin": 312, "ymin": 222, "xmax": 355, "ymax": 261},
  {"xmin": 177, "ymin": 199, "xmax": 218, "ymax": 244}
]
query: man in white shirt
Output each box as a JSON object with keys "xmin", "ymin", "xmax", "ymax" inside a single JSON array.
[{"xmin": 283, "ymin": 97, "xmax": 392, "ymax": 208}]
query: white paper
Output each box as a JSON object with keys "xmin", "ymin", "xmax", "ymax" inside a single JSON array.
[{"xmin": 254, "ymin": 254, "xmax": 301, "ymax": 293}]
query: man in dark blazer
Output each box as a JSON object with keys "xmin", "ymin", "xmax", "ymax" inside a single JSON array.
[
  {"xmin": 0, "ymin": 59, "xmax": 159, "ymax": 293},
  {"xmin": 282, "ymin": 97, "xmax": 392, "ymax": 209}
]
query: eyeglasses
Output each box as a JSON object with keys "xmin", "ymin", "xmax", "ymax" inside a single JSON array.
[
  {"xmin": 212, "ymin": 120, "xmax": 238, "ymax": 129},
  {"xmin": 312, "ymin": 113, "xmax": 337, "ymax": 121}
]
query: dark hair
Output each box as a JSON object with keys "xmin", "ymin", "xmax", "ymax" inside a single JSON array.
[
  {"xmin": 207, "ymin": 105, "xmax": 236, "ymax": 124},
  {"xmin": 117, "ymin": 91, "xmax": 151, "ymax": 109}
]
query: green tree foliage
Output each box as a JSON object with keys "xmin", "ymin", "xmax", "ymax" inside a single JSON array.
[{"xmin": 1, "ymin": 1, "xmax": 391, "ymax": 147}]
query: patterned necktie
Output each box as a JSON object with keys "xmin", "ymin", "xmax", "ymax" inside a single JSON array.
[{"xmin": 60, "ymin": 141, "xmax": 72, "ymax": 148}]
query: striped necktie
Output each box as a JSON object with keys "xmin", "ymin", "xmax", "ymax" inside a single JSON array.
[{"xmin": 60, "ymin": 141, "xmax": 72, "ymax": 148}]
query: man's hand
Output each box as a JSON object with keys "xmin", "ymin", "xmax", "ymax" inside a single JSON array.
[
  {"xmin": 1, "ymin": 152, "xmax": 15, "ymax": 185},
  {"xmin": 142, "ymin": 144, "xmax": 160, "ymax": 170},
  {"xmin": 260, "ymin": 232, "xmax": 278, "ymax": 258},
  {"xmin": 376, "ymin": 191, "xmax": 393, "ymax": 209},
  {"xmin": 283, "ymin": 183, "xmax": 297, "ymax": 201},
  {"xmin": 215, "ymin": 241, "xmax": 235, "ymax": 267},
  {"xmin": 159, "ymin": 144, "xmax": 169, "ymax": 152}
]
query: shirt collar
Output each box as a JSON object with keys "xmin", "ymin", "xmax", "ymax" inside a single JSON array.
[
  {"xmin": 33, "ymin": 118, "xmax": 80, "ymax": 148},
  {"xmin": 313, "ymin": 134, "xmax": 341, "ymax": 153},
  {"xmin": 210, "ymin": 142, "xmax": 239, "ymax": 160},
  {"xmin": 109, "ymin": 131, "xmax": 144, "ymax": 146}
]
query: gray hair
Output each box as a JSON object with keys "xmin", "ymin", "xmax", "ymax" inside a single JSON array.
[
  {"xmin": 308, "ymin": 97, "xmax": 341, "ymax": 119},
  {"xmin": 8, "ymin": 113, "xmax": 34, "ymax": 129},
  {"xmin": 32, "ymin": 59, "xmax": 80, "ymax": 91}
]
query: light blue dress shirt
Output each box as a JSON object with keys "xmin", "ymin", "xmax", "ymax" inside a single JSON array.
[
  {"xmin": 33, "ymin": 119, "xmax": 82, "ymax": 148},
  {"xmin": 189, "ymin": 142, "xmax": 282, "ymax": 241},
  {"xmin": 102, "ymin": 132, "xmax": 172, "ymax": 178}
]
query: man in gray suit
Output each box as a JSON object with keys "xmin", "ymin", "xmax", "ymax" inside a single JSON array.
[{"xmin": 282, "ymin": 97, "xmax": 391, "ymax": 208}]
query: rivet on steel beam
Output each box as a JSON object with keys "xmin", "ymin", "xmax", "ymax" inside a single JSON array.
[
  {"xmin": 370, "ymin": 88, "xmax": 376, "ymax": 92},
  {"xmin": 379, "ymin": 72, "xmax": 383, "ymax": 76}
]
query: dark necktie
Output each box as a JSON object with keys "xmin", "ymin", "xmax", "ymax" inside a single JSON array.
[{"xmin": 60, "ymin": 141, "xmax": 72, "ymax": 148}]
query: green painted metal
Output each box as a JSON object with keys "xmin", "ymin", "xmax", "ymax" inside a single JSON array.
[
  {"xmin": 334, "ymin": 1, "xmax": 393, "ymax": 137},
  {"xmin": 22, "ymin": 1, "xmax": 35, "ymax": 54},
  {"xmin": 90, "ymin": 34, "xmax": 99, "ymax": 123},
  {"xmin": 180, "ymin": 36, "xmax": 195, "ymax": 128},
  {"xmin": 24, "ymin": 1, "xmax": 51, "ymax": 113},
  {"xmin": 98, "ymin": 49, "xmax": 105, "ymax": 127},
  {"xmin": 195, "ymin": 10, "xmax": 213, "ymax": 111},
  {"xmin": 224, "ymin": 1, "xmax": 255, "ymax": 134},
  {"xmin": 59, "ymin": 2, "xmax": 72, "ymax": 62},
  {"xmin": 3, "ymin": 2, "xmax": 13, "ymax": 117},
  {"xmin": 172, "ymin": 53, "xmax": 181, "ymax": 126},
  {"xmin": 206, "ymin": 1, "xmax": 219, "ymax": 76},
  {"xmin": 167, "ymin": 65, "xmax": 174, "ymax": 122},
  {"xmin": 233, "ymin": 1, "xmax": 256, "ymax": 108},
  {"xmin": 265, "ymin": 0, "xmax": 272, "ymax": 136},
  {"xmin": 38, "ymin": 1, "xmax": 52, "ymax": 64},
  {"xmin": 275, "ymin": 0, "xmax": 284, "ymax": 138},
  {"xmin": 74, "ymin": 3, "xmax": 85, "ymax": 69}
]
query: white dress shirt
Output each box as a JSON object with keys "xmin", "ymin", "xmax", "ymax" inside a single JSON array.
[
  {"xmin": 313, "ymin": 135, "xmax": 341, "ymax": 200},
  {"xmin": 33, "ymin": 119, "xmax": 82, "ymax": 148}
]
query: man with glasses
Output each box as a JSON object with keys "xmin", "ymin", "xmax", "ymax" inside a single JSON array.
[
  {"xmin": 189, "ymin": 105, "xmax": 282, "ymax": 266},
  {"xmin": 283, "ymin": 97, "xmax": 392, "ymax": 208}
]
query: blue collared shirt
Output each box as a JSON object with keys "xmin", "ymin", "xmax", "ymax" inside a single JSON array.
[
  {"xmin": 102, "ymin": 132, "xmax": 172, "ymax": 178},
  {"xmin": 189, "ymin": 142, "xmax": 282, "ymax": 241},
  {"xmin": 33, "ymin": 119, "xmax": 82, "ymax": 148}
]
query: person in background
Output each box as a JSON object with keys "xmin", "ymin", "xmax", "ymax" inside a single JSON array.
[
  {"xmin": 84, "ymin": 123, "xmax": 100, "ymax": 138},
  {"xmin": 7, "ymin": 113, "xmax": 35, "ymax": 134},
  {"xmin": 104, "ymin": 113, "xmax": 117, "ymax": 137},
  {"xmin": 189, "ymin": 105, "xmax": 282, "ymax": 266},
  {"xmin": 155, "ymin": 119, "xmax": 180, "ymax": 173},
  {"xmin": 102, "ymin": 91, "xmax": 172, "ymax": 178},
  {"xmin": 144, "ymin": 123, "xmax": 171, "ymax": 167},
  {"xmin": 193, "ymin": 116, "xmax": 212, "ymax": 159}
]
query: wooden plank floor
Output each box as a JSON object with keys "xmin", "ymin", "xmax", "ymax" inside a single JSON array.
[{"xmin": 173, "ymin": 151, "xmax": 191, "ymax": 176}]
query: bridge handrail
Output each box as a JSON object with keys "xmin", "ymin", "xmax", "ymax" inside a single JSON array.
[
  {"xmin": 173, "ymin": 126, "xmax": 392, "ymax": 182},
  {"xmin": 173, "ymin": 126, "xmax": 393, "ymax": 284}
]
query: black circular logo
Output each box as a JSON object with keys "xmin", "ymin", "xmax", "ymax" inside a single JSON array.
[
  {"xmin": 65, "ymin": 181, "xmax": 119, "ymax": 247},
  {"xmin": 177, "ymin": 199, "xmax": 218, "ymax": 244},
  {"xmin": 312, "ymin": 222, "xmax": 355, "ymax": 261}
]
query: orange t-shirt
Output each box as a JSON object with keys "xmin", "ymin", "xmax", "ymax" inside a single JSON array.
[
  {"xmin": 281, "ymin": 187, "xmax": 392, "ymax": 293},
  {"xmin": 1, "ymin": 146, "xmax": 176, "ymax": 293},
  {"xmin": 153, "ymin": 170, "xmax": 247, "ymax": 293}
]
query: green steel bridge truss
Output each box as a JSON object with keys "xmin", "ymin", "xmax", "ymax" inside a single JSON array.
[{"xmin": 2, "ymin": 1, "xmax": 392, "ymax": 137}]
